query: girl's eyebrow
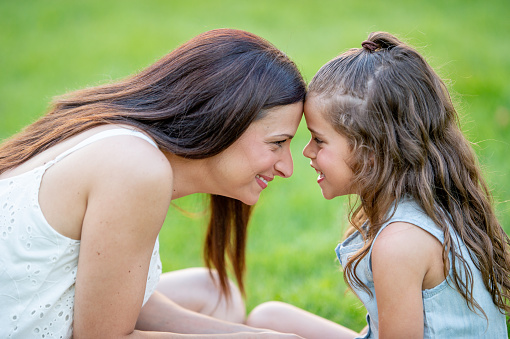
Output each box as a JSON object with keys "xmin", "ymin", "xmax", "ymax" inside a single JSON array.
[{"xmin": 307, "ymin": 127, "xmax": 323, "ymax": 136}]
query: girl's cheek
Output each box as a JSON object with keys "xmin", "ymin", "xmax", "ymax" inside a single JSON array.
[{"xmin": 316, "ymin": 149, "xmax": 328, "ymax": 166}]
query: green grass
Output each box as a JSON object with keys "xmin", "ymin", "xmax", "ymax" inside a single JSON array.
[{"xmin": 1, "ymin": 0, "xmax": 509, "ymax": 334}]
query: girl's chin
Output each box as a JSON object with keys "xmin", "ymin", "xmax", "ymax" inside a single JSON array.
[{"xmin": 321, "ymin": 189, "xmax": 337, "ymax": 200}]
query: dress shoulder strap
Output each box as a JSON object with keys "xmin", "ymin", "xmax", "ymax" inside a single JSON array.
[{"xmin": 45, "ymin": 128, "xmax": 158, "ymax": 169}]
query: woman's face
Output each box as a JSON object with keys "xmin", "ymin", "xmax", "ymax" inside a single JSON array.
[
  {"xmin": 302, "ymin": 95, "xmax": 355, "ymax": 199},
  {"xmin": 209, "ymin": 102, "xmax": 303, "ymax": 205}
]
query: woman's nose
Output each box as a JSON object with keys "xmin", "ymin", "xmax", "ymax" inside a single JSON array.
[{"xmin": 275, "ymin": 148, "xmax": 294, "ymax": 178}]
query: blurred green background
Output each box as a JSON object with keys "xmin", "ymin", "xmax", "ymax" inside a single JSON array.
[{"xmin": 1, "ymin": 0, "xmax": 509, "ymax": 333}]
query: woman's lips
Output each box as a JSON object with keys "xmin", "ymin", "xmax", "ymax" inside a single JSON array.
[{"xmin": 256, "ymin": 174, "xmax": 269, "ymax": 189}]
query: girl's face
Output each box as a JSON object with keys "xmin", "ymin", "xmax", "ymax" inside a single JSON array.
[
  {"xmin": 302, "ymin": 95, "xmax": 355, "ymax": 199},
  {"xmin": 209, "ymin": 102, "xmax": 303, "ymax": 205}
]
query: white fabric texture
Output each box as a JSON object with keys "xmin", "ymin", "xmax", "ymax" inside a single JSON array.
[{"xmin": 0, "ymin": 129, "xmax": 163, "ymax": 338}]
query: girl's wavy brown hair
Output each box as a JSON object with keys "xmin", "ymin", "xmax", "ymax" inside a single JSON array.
[
  {"xmin": 308, "ymin": 31, "xmax": 510, "ymax": 318},
  {"xmin": 0, "ymin": 28, "xmax": 306, "ymax": 298}
]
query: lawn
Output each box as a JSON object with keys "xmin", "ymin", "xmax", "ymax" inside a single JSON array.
[{"xmin": 1, "ymin": 0, "xmax": 509, "ymax": 334}]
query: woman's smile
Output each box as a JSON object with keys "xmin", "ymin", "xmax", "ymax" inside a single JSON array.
[{"xmin": 255, "ymin": 174, "xmax": 272, "ymax": 189}]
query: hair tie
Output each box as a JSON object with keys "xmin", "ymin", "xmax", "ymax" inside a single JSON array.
[{"xmin": 361, "ymin": 40, "xmax": 379, "ymax": 52}]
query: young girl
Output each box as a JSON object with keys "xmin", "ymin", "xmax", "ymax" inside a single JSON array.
[
  {"xmin": 247, "ymin": 32, "xmax": 510, "ymax": 338},
  {"xmin": 0, "ymin": 29, "xmax": 305, "ymax": 338}
]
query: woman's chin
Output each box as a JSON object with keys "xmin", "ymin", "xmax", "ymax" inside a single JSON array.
[
  {"xmin": 237, "ymin": 193, "xmax": 260, "ymax": 206},
  {"xmin": 241, "ymin": 197, "xmax": 259, "ymax": 206}
]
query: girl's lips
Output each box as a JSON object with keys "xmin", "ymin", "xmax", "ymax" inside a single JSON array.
[
  {"xmin": 317, "ymin": 171, "xmax": 325, "ymax": 184},
  {"xmin": 311, "ymin": 164, "xmax": 324, "ymax": 184},
  {"xmin": 256, "ymin": 174, "xmax": 269, "ymax": 189}
]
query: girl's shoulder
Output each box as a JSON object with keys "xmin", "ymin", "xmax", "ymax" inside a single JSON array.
[
  {"xmin": 373, "ymin": 199, "xmax": 445, "ymax": 261},
  {"xmin": 381, "ymin": 198, "xmax": 445, "ymax": 243},
  {"xmin": 372, "ymin": 218, "xmax": 446, "ymax": 290},
  {"xmin": 372, "ymin": 221, "xmax": 442, "ymax": 263}
]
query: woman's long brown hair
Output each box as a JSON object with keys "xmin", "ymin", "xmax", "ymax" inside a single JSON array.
[
  {"xmin": 308, "ymin": 32, "xmax": 510, "ymax": 317},
  {"xmin": 0, "ymin": 28, "xmax": 306, "ymax": 297}
]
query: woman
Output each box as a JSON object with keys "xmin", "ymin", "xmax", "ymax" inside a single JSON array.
[{"xmin": 0, "ymin": 28, "xmax": 305, "ymax": 338}]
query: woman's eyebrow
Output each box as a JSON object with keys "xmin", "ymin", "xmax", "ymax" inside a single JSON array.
[{"xmin": 271, "ymin": 133, "xmax": 294, "ymax": 139}]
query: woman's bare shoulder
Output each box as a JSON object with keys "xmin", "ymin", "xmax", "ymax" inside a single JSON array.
[{"xmin": 83, "ymin": 133, "xmax": 173, "ymax": 195}]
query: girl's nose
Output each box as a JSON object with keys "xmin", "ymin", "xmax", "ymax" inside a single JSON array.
[{"xmin": 302, "ymin": 140, "xmax": 316, "ymax": 159}]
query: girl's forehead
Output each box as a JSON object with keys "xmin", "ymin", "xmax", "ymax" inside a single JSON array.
[{"xmin": 304, "ymin": 94, "xmax": 328, "ymax": 113}]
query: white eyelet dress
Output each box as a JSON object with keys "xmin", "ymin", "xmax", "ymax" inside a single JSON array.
[{"xmin": 0, "ymin": 129, "xmax": 163, "ymax": 338}]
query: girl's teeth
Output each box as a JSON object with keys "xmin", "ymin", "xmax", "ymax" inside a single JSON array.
[{"xmin": 256, "ymin": 175, "xmax": 268, "ymax": 185}]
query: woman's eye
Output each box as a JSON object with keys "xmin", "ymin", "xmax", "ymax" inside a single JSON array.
[{"xmin": 273, "ymin": 140, "xmax": 286, "ymax": 147}]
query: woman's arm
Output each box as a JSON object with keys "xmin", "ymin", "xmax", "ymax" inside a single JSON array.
[
  {"xmin": 133, "ymin": 295, "xmax": 303, "ymax": 339},
  {"xmin": 72, "ymin": 138, "xmax": 173, "ymax": 338},
  {"xmin": 372, "ymin": 221, "xmax": 442, "ymax": 339},
  {"xmin": 137, "ymin": 290, "xmax": 265, "ymax": 334},
  {"xmin": 71, "ymin": 138, "xmax": 300, "ymax": 338}
]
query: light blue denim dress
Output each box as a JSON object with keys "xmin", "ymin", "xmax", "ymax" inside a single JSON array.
[{"xmin": 336, "ymin": 199, "xmax": 508, "ymax": 338}]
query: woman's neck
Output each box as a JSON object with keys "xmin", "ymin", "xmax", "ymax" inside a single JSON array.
[{"xmin": 164, "ymin": 152, "xmax": 217, "ymax": 200}]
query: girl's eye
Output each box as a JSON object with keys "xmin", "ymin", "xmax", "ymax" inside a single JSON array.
[{"xmin": 314, "ymin": 137, "xmax": 323, "ymax": 144}]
